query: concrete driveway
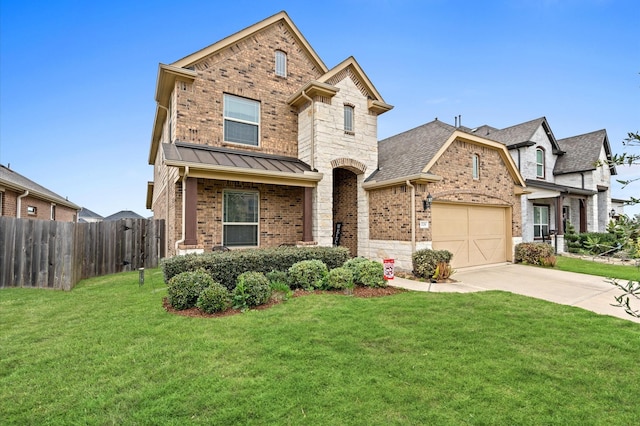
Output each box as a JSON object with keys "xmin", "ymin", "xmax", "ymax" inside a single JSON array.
[{"xmin": 389, "ymin": 263, "xmax": 640, "ymax": 323}]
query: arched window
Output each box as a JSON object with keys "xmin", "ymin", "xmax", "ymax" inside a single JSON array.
[
  {"xmin": 536, "ymin": 147, "xmax": 545, "ymax": 178},
  {"xmin": 472, "ymin": 154, "xmax": 480, "ymax": 179},
  {"xmin": 275, "ymin": 50, "xmax": 287, "ymax": 77}
]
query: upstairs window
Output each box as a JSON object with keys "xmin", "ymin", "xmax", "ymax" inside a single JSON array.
[
  {"xmin": 536, "ymin": 147, "xmax": 545, "ymax": 178},
  {"xmin": 472, "ymin": 154, "xmax": 480, "ymax": 179},
  {"xmin": 344, "ymin": 104, "xmax": 354, "ymax": 134},
  {"xmin": 27, "ymin": 206, "xmax": 37, "ymax": 216},
  {"xmin": 275, "ymin": 50, "xmax": 287, "ymax": 77},
  {"xmin": 224, "ymin": 94, "xmax": 260, "ymax": 146}
]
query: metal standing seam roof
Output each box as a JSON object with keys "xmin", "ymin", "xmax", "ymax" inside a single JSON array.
[
  {"xmin": 0, "ymin": 164, "xmax": 80, "ymax": 209},
  {"xmin": 162, "ymin": 142, "xmax": 314, "ymax": 174},
  {"xmin": 554, "ymin": 129, "xmax": 613, "ymax": 175}
]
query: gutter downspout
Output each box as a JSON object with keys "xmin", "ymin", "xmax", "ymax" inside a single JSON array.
[
  {"xmin": 406, "ymin": 180, "xmax": 416, "ymax": 253},
  {"xmin": 300, "ymin": 90, "xmax": 315, "ymax": 170},
  {"xmin": 17, "ymin": 190, "xmax": 29, "ymax": 218},
  {"xmin": 174, "ymin": 166, "xmax": 189, "ymax": 254}
]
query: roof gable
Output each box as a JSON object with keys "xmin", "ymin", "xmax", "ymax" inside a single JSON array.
[
  {"xmin": 171, "ymin": 11, "xmax": 327, "ymax": 73},
  {"xmin": 365, "ymin": 120, "xmax": 524, "ymax": 188},
  {"xmin": 481, "ymin": 117, "xmax": 563, "ymax": 153},
  {"xmin": 554, "ymin": 129, "xmax": 615, "ymax": 175}
]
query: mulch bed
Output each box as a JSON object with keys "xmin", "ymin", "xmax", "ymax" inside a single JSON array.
[{"xmin": 163, "ymin": 285, "xmax": 405, "ymax": 319}]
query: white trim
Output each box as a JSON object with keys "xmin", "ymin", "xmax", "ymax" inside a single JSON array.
[{"xmin": 223, "ymin": 94, "xmax": 260, "ymax": 147}]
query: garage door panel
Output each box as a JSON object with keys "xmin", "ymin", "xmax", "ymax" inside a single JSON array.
[
  {"xmin": 433, "ymin": 204, "xmax": 507, "ymax": 268},
  {"xmin": 471, "ymin": 237, "xmax": 506, "ymax": 264},
  {"xmin": 432, "ymin": 239, "xmax": 468, "ymax": 265}
]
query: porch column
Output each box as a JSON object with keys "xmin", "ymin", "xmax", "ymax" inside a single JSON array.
[
  {"xmin": 184, "ymin": 177, "xmax": 198, "ymax": 245},
  {"xmin": 303, "ymin": 187, "xmax": 313, "ymax": 242},
  {"xmin": 556, "ymin": 195, "xmax": 564, "ymax": 235}
]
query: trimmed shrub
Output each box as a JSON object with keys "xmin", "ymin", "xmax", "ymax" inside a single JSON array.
[
  {"xmin": 288, "ymin": 259, "xmax": 328, "ymax": 290},
  {"xmin": 564, "ymin": 222, "xmax": 581, "ymax": 253},
  {"xmin": 358, "ymin": 260, "xmax": 386, "ymax": 288},
  {"xmin": 232, "ymin": 272, "xmax": 272, "ymax": 309},
  {"xmin": 412, "ymin": 249, "xmax": 453, "ymax": 279},
  {"xmin": 514, "ymin": 242, "xmax": 555, "ymax": 266},
  {"xmin": 167, "ymin": 269, "xmax": 214, "ymax": 310},
  {"xmin": 265, "ymin": 269, "xmax": 288, "ymax": 286},
  {"xmin": 324, "ymin": 267, "xmax": 354, "ymax": 290},
  {"xmin": 196, "ymin": 282, "xmax": 231, "ymax": 314},
  {"xmin": 342, "ymin": 257, "xmax": 370, "ymax": 283},
  {"xmin": 161, "ymin": 246, "xmax": 349, "ymax": 291}
]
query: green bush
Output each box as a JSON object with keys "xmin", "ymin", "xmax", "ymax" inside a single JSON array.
[
  {"xmin": 342, "ymin": 257, "xmax": 370, "ymax": 283},
  {"xmin": 196, "ymin": 282, "xmax": 231, "ymax": 314},
  {"xmin": 564, "ymin": 222, "xmax": 581, "ymax": 253},
  {"xmin": 167, "ymin": 269, "xmax": 214, "ymax": 310},
  {"xmin": 161, "ymin": 246, "xmax": 349, "ymax": 291},
  {"xmin": 412, "ymin": 249, "xmax": 453, "ymax": 279},
  {"xmin": 324, "ymin": 267, "xmax": 354, "ymax": 290},
  {"xmin": 232, "ymin": 272, "xmax": 272, "ymax": 309},
  {"xmin": 358, "ymin": 260, "xmax": 386, "ymax": 288},
  {"xmin": 579, "ymin": 232, "xmax": 619, "ymax": 255},
  {"xmin": 288, "ymin": 259, "xmax": 328, "ymax": 290},
  {"xmin": 265, "ymin": 269, "xmax": 288, "ymax": 286},
  {"xmin": 514, "ymin": 242, "xmax": 555, "ymax": 266}
]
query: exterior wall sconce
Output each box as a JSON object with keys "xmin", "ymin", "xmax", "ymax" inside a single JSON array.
[
  {"xmin": 423, "ymin": 193, "xmax": 433, "ymax": 211},
  {"xmin": 609, "ymin": 209, "xmax": 617, "ymax": 218}
]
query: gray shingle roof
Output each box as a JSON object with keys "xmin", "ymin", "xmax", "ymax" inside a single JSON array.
[
  {"xmin": 367, "ymin": 120, "xmax": 456, "ymax": 183},
  {"xmin": 103, "ymin": 210, "xmax": 145, "ymax": 221},
  {"xmin": 0, "ymin": 164, "xmax": 80, "ymax": 209},
  {"xmin": 477, "ymin": 117, "xmax": 547, "ymax": 147},
  {"xmin": 554, "ymin": 129, "xmax": 613, "ymax": 175},
  {"xmin": 78, "ymin": 207, "xmax": 104, "ymax": 220}
]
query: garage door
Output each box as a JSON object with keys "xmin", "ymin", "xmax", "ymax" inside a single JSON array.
[{"xmin": 432, "ymin": 204, "xmax": 508, "ymax": 268}]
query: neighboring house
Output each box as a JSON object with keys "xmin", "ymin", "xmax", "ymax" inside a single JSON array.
[
  {"xmin": 78, "ymin": 207, "xmax": 104, "ymax": 223},
  {"xmin": 469, "ymin": 118, "xmax": 616, "ymax": 251},
  {"xmin": 0, "ymin": 164, "xmax": 79, "ymax": 222},
  {"xmin": 103, "ymin": 210, "xmax": 145, "ymax": 221}
]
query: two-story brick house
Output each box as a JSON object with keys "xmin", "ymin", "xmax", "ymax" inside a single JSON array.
[
  {"xmin": 147, "ymin": 11, "xmax": 529, "ymax": 269},
  {"xmin": 147, "ymin": 11, "xmax": 394, "ymax": 258},
  {"xmin": 468, "ymin": 117, "xmax": 616, "ymax": 251},
  {"xmin": 0, "ymin": 164, "xmax": 80, "ymax": 221}
]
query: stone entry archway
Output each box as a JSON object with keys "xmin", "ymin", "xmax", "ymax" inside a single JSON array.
[{"xmin": 332, "ymin": 168, "xmax": 358, "ymax": 256}]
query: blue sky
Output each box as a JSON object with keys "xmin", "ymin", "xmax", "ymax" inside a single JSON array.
[{"xmin": 1, "ymin": 0, "xmax": 638, "ymax": 217}]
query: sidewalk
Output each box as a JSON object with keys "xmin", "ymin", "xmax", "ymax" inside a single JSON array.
[{"xmin": 387, "ymin": 263, "xmax": 640, "ymax": 323}]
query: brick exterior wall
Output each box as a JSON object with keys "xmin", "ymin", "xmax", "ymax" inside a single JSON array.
[
  {"xmin": 0, "ymin": 189, "xmax": 77, "ymax": 221},
  {"xmin": 173, "ymin": 22, "xmax": 322, "ymax": 157},
  {"xmin": 332, "ymin": 168, "xmax": 358, "ymax": 256},
  {"xmin": 369, "ymin": 139, "xmax": 522, "ymax": 241},
  {"xmin": 168, "ymin": 179, "xmax": 304, "ymax": 253}
]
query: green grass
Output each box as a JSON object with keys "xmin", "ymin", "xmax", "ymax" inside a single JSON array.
[
  {"xmin": 556, "ymin": 255, "xmax": 640, "ymax": 281},
  {"xmin": 1, "ymin": 269, "xmax": 639, "ymax": 425}
]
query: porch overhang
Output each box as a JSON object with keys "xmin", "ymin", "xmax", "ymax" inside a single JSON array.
[
  {"xmin": 162, "ymin": 142, "xmax": 323, "ymax": 187},
  {"xmin": 525, "ymin": 179, "xmax": 597, "ymax": 198},
  {"xmin": 362, "ymin": 173, "xmax": 442, "ymax": 190}
]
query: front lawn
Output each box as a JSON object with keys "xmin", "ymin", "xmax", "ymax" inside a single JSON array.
[
  {"xmin": 1, "ymin": 269, "xmax": 639, "ymax": 424},
  {"xmin": 556, "ymin": 255, "xmax": 640, "ymax": 281}
]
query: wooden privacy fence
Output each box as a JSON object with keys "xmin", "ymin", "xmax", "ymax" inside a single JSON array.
[{"xmin": 0, "ymin": 217, "xmax": 165, "ymax": 290}]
